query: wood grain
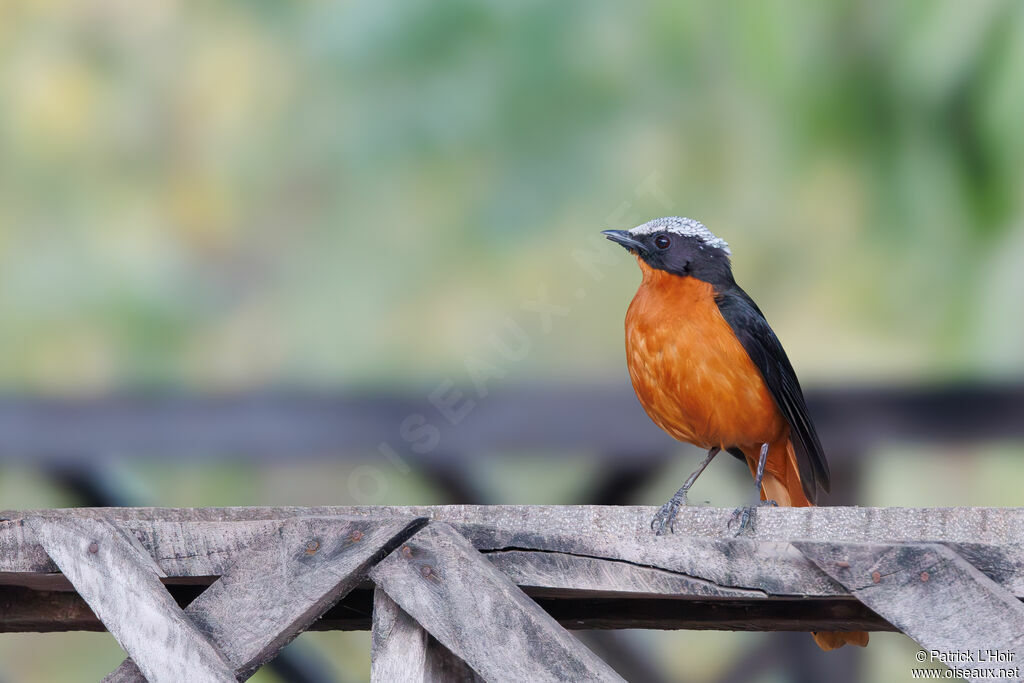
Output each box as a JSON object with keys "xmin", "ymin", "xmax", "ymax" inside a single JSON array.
[
  {"xmin": 105, "ymin": 515, "xmax": 424, "ymax": 683},
  {"xmin": 7, "ymin": 507, "xmax": 1024, "ymax": 602},
  {"xmin": 370, "ymin": 522, "xmax": 624, "ymax": 683},
  {"xmin": 2, "ymin": 507, "xmax": 1022, "ymax": 647},
  {"xmin": 372, "ymin": 586, "xmax": 484, "ymax": 682},
  {"xmin": 797, "ymin": 541, "xmax": 1024, "ymax": 683},
  {"xmin": 26, "ymin": 516, "xmax": 235, "ymax": 683}
]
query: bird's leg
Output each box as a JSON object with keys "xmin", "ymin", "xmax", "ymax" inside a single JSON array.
[
  {"xmin": 729, "ymin": 442, "xmax": 778, "ymax": 534},
  {"xmin": 651, "ymin": 447, "xmax": 720, "ymax": 536}
]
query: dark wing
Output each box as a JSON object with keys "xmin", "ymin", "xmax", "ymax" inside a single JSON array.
[{"xmin": 715, "ymin": 285, "xmax": 831, "ymax": 503}]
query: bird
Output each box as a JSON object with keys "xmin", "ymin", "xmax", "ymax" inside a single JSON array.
[{"xmin": 604, "ymin": 216, "xmax": 867, "ymax": 651}]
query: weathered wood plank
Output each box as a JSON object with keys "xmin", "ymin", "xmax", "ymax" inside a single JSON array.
[
  {"xmin": 486, "ymin": 550, "xmax": 767, "ymax": 598},
  {"xmin": 3, "ymin": 507, "xmax": 1024, "ymax": 637},
  {"xmin": 370, "ymin": 522, "xmax": 624, "ymax": 683},
  {"xmin": 9, "ymin": 505, "xmax": 1024, "ymax": 546},
  {"xmin": 26, "ymin": 516, "xmax": 235, "ymax": 683},
  {"xmin": 372, "ymin": 586, "xmax": 484, "ymax": 682},
  {"xmin": 9, "ymin": 505, "xmax": 1024, "ymax": 551},
  {"xmin": 371, "ymin": 587, "xmax": 429, "ymax": 682},
  {"xmin": 797, "ymin": 541, "xmax": 1024, "ymax": 683},
  {"xmin": 6, "ymin": 507, "xmax": 1024, "ymax": 602},
  {"xmin": 0, "ymin": 517, "xmax": 287, "ymax": 576},
  {"xmin": 105, "ymin": 515, "xmax": 424, "ymax": 683}
]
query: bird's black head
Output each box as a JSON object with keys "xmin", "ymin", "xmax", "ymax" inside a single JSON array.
[{"xmin": 603, "ymin": 216, "xmax": 734, "ymax": 287}]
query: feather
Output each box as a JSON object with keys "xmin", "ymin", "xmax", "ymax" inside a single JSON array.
[{"xmin": 715, "ymin": 285, "xmax": 831, "ymax": 503}]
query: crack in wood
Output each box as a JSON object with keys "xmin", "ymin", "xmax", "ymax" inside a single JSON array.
[{"xmin": 483, "ymin": 546, "xmax": 771, "ymax": 598}]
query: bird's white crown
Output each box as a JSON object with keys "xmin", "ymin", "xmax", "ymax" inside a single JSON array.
[{"xmin": 628, "ymin": 216, "xmax": 730, "ymax": 255}]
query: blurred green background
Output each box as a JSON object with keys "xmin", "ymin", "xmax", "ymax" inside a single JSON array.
[{"xmin": 1, "ymin": 0, "xmax": 1023, "ymax": 681}]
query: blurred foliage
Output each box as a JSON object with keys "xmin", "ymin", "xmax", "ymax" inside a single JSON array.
[{"xmin": 0, "ymin": 0, "xmax": 1022, "ymax": 392}]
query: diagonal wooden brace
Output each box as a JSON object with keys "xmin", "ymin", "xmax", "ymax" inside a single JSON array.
[
  {"xmin": 103, "ymin": 515, "xmax": 426, "ymax": 682},
  {"xmin": 372, "ymin": 586, "xmax": 484, "ymax": 683},
  {"xmin": 26, "ymin": 516, "xmax": 236, "ymax": 683},
  {"xmin": 370, "ymin": 522, "xmax": 624, "ymax": 683},
  {"xmin": 796, "ymin": 541, "xmax": 1024, "ymax": 683}
]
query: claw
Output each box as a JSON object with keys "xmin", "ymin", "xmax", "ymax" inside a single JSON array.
[
  {"xmin": 728, "ymin": 499, "xmax": 778, "ymax": 535},
  {"xmin": 650, "ymin": 499, "xmax": 679, "ymax": 536},
  {"xmin": 728, "ymin": 505, "xmax": 753, "ymax": 534},
  {"xmin": 650, "ymin": 491, "xmax": 688, "ymax": 536},
  {"xmin": 651, "ymin": 447, "xmax": 719, "ymax": 536}
]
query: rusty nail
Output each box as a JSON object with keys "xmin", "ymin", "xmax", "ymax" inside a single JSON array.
[
  {"xmin": 350, "ymin": 530, "xmax": 363, "ymax": 542},
  {"xmin": 401, "ymin": 545, "xmax": 413, "ymax": 558},
  {"xmin": 420, "ymin": 565, "xmax": 432, "ymax": 577},
  {"xmin": 305, "ymin": 540, "xmax": 320, "ymax": 554},
  {"xmin": 920, "ymin": 571, "xmax": 929, "ymax": 582},
  {"xmin": 835, "ymin": 560, "xmax": 850, "ymax": 569},
  {"xmin": 88, "ymin": 542, "xmax": 99, "ymax": 554},
  {"xmin": 871, "ymin": 571, "xmax": 881, "ymax": 584}
]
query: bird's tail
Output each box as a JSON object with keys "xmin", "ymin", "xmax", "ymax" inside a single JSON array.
[{"xmin": 747, "ymin": 439, "xmax": 869, "ymax": 651}]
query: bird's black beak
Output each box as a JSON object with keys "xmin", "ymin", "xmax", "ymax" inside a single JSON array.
[{"xmin": 602, "ymin": 229, "xmax": 648, "ymax": 255}]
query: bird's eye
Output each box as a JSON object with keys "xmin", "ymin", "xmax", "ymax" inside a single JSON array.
[{"xmin": 654, "ymin": 234, "xmax": 671, "ymax": 249}]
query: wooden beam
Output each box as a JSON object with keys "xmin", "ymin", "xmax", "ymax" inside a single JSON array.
[
  {"xmin": 0, "ymin": 585, "xmax": 898, "ymax": 633},
  {"xmin": 0, "ymin": 585, "xmax": 106, "ymax": 632},
  {"xmin": 1, "ymin": 507, "xmax": 1022, "ymax": 636},
  {"xmin": 8, "ymin": 505, "xmax": 1023, "ymax": 547},
  {"xmin": 26, "ymin": 516, "xmax": 236, "ymax": 683},
  {"xmin": 797, "ymin": 541, "xmax": 1024, "ymax": 683},
  {"xmin": 7, "ymin": 506, "xmax": 1024, "ymax": 601},
  {"xmin": 105, "ymin": 515, "xmax": 425, "ymax": 683},
  {"xmin": 370, "ymin": 522, "xmax": 624, "ymax": 683},
  {"xmin": 371, "ymin": 586, "xmax": 483, "ymax": 682}
]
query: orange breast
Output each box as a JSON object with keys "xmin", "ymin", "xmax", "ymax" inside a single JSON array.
[{"xmin": 624, "ymin": 259, "xmax": 786, "ymax": 451}]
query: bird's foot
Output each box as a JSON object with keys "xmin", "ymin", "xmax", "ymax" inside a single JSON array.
[
  {"xmin": 650, "ymin": 491, "xmax": 689, "ymax": 536},
  {"xmin": 727, "ymin": 499, "xmax": 778, "ymax": 535}
]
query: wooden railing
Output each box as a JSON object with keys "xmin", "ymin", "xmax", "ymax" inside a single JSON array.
[{"xmin": 2, "ymin": 505, "xmax": 1022, "ymax": 682}]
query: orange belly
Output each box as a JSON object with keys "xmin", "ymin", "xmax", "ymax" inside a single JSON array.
[{"xmin": 624, "ymin": 260, "xmax": 787, "ymax": 452}]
